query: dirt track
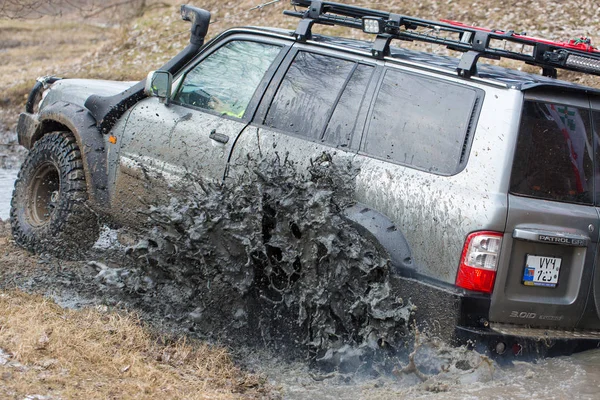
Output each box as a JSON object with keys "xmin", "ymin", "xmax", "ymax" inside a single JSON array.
[
  {"xmin": 0, "ymin": 158, "xmax": 499, "ymax": 399},
  {"xmin": 0, "ymin": 221, "xmax": 495, "ymax": 399},
  {"xmin": 4, "ymin": 220, "xmax": 600, "ymax": 400}
]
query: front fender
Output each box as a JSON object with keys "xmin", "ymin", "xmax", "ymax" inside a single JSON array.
[{"xmin": 19, "ymin": 101, "xmax": 109, "ymax": 208}]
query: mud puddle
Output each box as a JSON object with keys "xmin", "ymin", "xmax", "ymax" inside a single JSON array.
[
  {"xmin": 0, "ymin": 168, "xmax": 18, "ymax": 220},
  {"xmin": 248, "ymin": 347, "xmax": 600, "ymax": 399}
]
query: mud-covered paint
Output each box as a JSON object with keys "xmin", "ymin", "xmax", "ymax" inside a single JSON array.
[
  {"xmin": 354, "ymin": 87, "xmax": 522, "ymax": 284},
  {"xmin": 127, "ymin": 155, "xmax": 416, "ymax": 368},
  {"xmin": 40, "ymin": 79, "xmax": 138, "ymax": 111}
]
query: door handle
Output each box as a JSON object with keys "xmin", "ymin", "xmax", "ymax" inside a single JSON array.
[
  {"xmin": 209, "ymin": 129, "xmax": 229, "ymax": 144},
  {"xmin": 513, "ymin": 228, "xmax": 589, "ymax": 247}
]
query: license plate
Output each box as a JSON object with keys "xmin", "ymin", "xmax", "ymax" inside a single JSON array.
[{"xmin": 522, "ymin": 255, "xmax": 562, "ymax": 288}]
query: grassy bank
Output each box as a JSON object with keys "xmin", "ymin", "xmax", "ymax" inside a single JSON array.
[{"xmin": 0, "ymin": 291, "xmax": 274, "ymax": 399}]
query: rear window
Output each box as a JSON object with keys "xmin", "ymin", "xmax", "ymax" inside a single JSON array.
[
  {"xmin": 510, "ymin": 101, "xmax": 594, "ymax": 205},
  {"xmin": 595, "ymin": 110, "xmax": 600, "ymax": 206},
  {"xmin": 361, "ymin": 69, "xmax": 479, "ymax": 175}
]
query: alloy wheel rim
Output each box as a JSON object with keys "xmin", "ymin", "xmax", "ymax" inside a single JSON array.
[{"xmin": 27, "ymin": 162, "xmax": 60, "ymax": 226}]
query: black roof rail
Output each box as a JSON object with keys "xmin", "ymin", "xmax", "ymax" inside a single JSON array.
[{"xmin": 284, "ymin": 0, "xmax": 600, "ymax": 79}]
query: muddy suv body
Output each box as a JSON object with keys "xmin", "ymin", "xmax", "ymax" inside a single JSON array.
[{"xmin": 13, "ymin": 2, "xmax": 600, "ymax": 351}]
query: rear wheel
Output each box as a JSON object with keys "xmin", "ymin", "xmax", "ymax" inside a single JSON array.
[{"xmin": 10, "ymin": 131, "xmax": 99, "ymax": 258}]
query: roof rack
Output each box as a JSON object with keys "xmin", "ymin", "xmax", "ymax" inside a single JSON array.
[{"xmin": 284, "ymin": 0, "xmax": 600, "ymax": 79}]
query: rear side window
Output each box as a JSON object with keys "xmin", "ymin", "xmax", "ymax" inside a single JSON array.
[
  {"xmin": 324, "ymin": 64, "xmax": 374, "ymax": 147},
  {"xmin": 510, "ymin": 101, "xmax": 593, "ymax": 205},
  {"xmin": 594, "ymin": 110, "xmax": 600, "ymax": 206},
  {"xmin": 362, "ymin": 69, "xmax": 479, "ymax": 174},
  {"xmin": 265, "ymin": 52, "xmax": 358, "ymax": 141}
]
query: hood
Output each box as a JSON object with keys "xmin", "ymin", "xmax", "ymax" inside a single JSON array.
[{"xmin": 40, "ymin": 79, "xmax": 139, "ymax": 110}]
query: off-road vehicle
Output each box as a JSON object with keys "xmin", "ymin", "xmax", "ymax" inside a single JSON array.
[{"xmin": 12, "ymin": 1, "xmax": 600, "ymax": 354}]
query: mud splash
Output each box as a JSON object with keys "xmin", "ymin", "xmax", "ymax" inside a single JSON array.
[
  {"xmin": 126, "ymin": 154, "xmax": 414, "ymax": 371},
  {"xmin": 2, "ymin": 166, "xmax": 600, "ymax": 398}
]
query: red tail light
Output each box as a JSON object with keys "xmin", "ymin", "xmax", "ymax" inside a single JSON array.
[{"xmin": 456, "ymin": 231, "xmax": 504, "ymax": 294}]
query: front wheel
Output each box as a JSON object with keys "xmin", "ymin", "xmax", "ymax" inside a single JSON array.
[{"xmin": 10, "ymin": 131, "xmax": 99, "ymax": 258}]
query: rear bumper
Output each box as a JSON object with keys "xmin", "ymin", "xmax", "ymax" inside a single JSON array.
[
  {"xmin": 396, "ymin": 275, "xmax": 600, "ymax": 354},
  {"xmin": 489, "ymin": 322, "xmax": 600, "ymax": 340},
  {"xmin": 455, "ymin": 325, "xmax": 600, "ymax": 357}
]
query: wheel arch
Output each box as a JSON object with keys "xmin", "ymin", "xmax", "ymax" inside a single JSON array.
[
  {"xmin": 342, "ymin": 203, "xmax": 415, "ymax": 274},
  {"xmin": 32, "ymin": 101, "xmax": 109, "ymax": 208},
  {"xmin": 30, "ymin": 119, "xmax": 71, "ymax": 146}
]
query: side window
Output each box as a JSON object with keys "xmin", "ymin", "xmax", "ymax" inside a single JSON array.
[
  {"xmin": 511, "ymin": 101, "xmax": 593, "ymax": 205},
  {"xmin": 594, "ymin": 110, "xmax": 600, "ymax": 205},
  {"xmin": 362, "ymin": 69, "xmax": 478, "ymax": 174},
  {"xmin": 324, "ymin": 64, "xmax": 374, "ymax": 147},
  {"xmin": 173, "ymin": 41, "xmax": 281, "ymax": 118},
  {"xmin": 264, "ymin": 52, "xmax": 356, "ymax": 140}
]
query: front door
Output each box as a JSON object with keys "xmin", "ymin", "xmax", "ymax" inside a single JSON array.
[
  {"xmin": 110, "ymin": 37, "xmax": 287, "ymax": 223},
  {"xmin": 166, "ymin": 39, "xmax": 284, "ymax": 182}
]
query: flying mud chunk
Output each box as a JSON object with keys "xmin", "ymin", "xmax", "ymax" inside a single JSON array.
[{"xmin": 129, "ymin": 154, "xmax": 415, "ymax": 370}]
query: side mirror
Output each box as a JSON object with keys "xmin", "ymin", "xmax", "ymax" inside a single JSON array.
[{"xmin": 144, "ymin": 70, "xmax": 173, "ymax": 103}]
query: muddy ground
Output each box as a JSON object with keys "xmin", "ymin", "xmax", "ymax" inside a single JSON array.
[
  {"xmin": 4, "ymin": 154, "xmax": 600, "ymax": 400},
  {"xmin": 3, "ymin": 219, "xmax": 600, "ymax": 400},
  {"xmin": 0, "ymin": 156, "xmax": 503, "ymax": 398},
  {"xmin": 2, "ymin": 157, "xmax": 420, "ymax": 369}
]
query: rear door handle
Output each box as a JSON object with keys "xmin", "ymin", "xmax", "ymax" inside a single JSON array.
[
  {"xmin": 513, "ymin": 228, "xmax": 589, "ymax": 247},
  {"xmin": 209, "ymin": 129, "xmax": 229, "ymax": 144}
]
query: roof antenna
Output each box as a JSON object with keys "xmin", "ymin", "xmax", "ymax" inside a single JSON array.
[{"xmin": 249, "ymin": 0, "xmax": 282, "ymax": 11}]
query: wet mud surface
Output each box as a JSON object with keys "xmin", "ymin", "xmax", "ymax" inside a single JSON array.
[
  {"xmin": 124, "ymin": 156, "xmax": 415, "ymax": 371},
  {"xmin": 0, "ymin": 168, "xmax": 18, "ymax": 220},
  {"xmin": 1, "ymin": 157, "xmax": 600, "ymax": 398}
]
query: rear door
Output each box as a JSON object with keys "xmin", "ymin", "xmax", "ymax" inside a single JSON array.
[
  {"xmin": 229, "ymin": 45, "xmax": 379, "ymax": 177},
  {"xmin": 490, "ymin": 91, "xmax": 599, "ymax": 330},
  {"xmin": 580, "ymin": 98, "xmax": 600, "ymax": 329}
]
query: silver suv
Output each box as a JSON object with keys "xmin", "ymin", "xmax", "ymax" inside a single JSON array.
[{"xmin": 12, "ymin": 1, "xmax": 600, "ymax": 354}]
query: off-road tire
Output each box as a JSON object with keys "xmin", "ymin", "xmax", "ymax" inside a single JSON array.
[{"xmin": 10, "ymin": 131, "xmax": 99, "ymax": 258}]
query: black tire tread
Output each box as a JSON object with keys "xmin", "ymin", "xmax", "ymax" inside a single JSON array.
[{"xmin": 10, "ymin": 131, "xmax": 99, "ymax": 258}]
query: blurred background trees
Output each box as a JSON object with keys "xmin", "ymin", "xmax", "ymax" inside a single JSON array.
[{"xmin": 0, "ymin": 0, "xmax": 152, "ymax": 19}]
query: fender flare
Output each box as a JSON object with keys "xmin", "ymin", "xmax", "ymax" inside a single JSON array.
[
  {"xmin": 342, "ymin": 203, "xmax": 414, "ymax": 274},
  {"xmin": 32, "ymin": 101, "xmax": 109, "ymax": 208}
]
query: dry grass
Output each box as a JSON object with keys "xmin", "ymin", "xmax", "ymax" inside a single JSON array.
[
  {"xmin": 0, "ymin": 17, "xmax": 119, "ymax": 132},
  {"xmin": 0, "ymin": 291, "xmax": 274, "ymax": 399}
]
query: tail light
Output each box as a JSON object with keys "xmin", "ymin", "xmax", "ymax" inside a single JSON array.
[{"xmin": 456, "ymin": 231, "xmax": 503, "ymax": 293}]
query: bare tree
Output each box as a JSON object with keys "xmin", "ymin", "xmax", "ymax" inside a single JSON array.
[{"xmin": 0, "ymin": 0, "xmax": 149, "ymax": 19}]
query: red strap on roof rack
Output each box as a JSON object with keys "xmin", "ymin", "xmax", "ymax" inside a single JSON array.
[
  {"xmin": 285, "ymin": 0, "xmax": 600, "ymax": 78},
  {"xmin": 440, "ymin": 19, "xmax": 599, "ymax": 53}
]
